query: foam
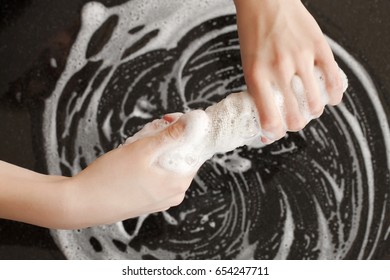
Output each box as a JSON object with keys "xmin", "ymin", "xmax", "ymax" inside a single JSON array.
[
  {"xmin": 45, "ymin": 0, "xmax": 389, "ymax": 260},
  {"xmin": 125, "ymin": 67, "xmax": 348, "ymax": 174}
]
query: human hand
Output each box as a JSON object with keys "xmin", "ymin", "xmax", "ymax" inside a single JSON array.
[
  {"xmin": 234, "ymin": 0, "xmax": 345, "ymax": 143},
  {"xmin": 67, "ymin": 113, "xmax": 197, "ymax": 228}
]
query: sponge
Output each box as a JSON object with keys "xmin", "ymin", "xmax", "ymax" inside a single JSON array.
[{"xmin": 125, "ymin": 67, "xmax": 348, "ymax": 174}]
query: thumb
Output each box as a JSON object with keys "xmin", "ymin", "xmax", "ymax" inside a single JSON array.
[
  {"xmin": 137, "ymin": 110, "xmax": 209, "ymax": 174},
  {"xmin": 151, "ymin": 109, "xmax": 209, "ymax": 153},
  {"xmin": 149, "ymin": 110, "xmax": 210, "ymax": 174},
  {"xmin": 144, "ymin": 117, "xmax": 191, "ymax": 174},
  {"xmin": 160, "ymin": 118, "xmax": 186, "ymax": 143},
  {"xmin": 146, "ymin": 116, "xmax": 188, "ymax": 153}
]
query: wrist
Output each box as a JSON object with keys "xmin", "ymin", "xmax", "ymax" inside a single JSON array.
[
  {"xmin": 52, "ymin": 176, "xmax": 80, "ymax": 229},
  {"xmin": 234, "ymin": 0, "xmax": 294, "ymax": 13},
  {"xmin": 26, "ymin": 175, "xmax": 77, "ymax": 229}
]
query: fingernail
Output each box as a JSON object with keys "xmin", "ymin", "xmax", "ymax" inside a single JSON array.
[
  {"xmin": 163, "ymin": 112, "xmax": 183, "ymax": 123},
  {"xmin": 261, "ymin": 136, "xmax": 274, "ymax": 145},
  {"xmin": 262, "ymin": 130, "xmax": 276, "ymax": 141}
]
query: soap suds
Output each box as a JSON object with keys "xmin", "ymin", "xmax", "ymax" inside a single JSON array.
[
  {"xmin": 50, "ymin": 58, "xmax": 58, "ymax": 68},
  {"xmin": 42, "ymin": 0, "xmax": 390, "ymax": 260},
  {"xmin": 126, "ymin": 67, "xmax": 348, "ymax": 174}
]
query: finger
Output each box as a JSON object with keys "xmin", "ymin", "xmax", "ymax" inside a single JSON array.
[
  {"xmin": 315, "ymin": 42, "xmax": 344, "ymax": 105},
  {"xmin": 155, "ymin": 117, "xmax": 186, "ymax": 146},
  {"xmin": 261, "ymin": 136, "xmax": 274, "ymax": 145},
  {"xmin": 122, "ymin": 118, "xmax": 171, "ymax": 146},
  {"xmin": 316, "ymin": 59, "xmax": 344, "ymax": 105},
  {"xmin": 147, "ymin": 173, "xmax": 194, "ymax": 210},
  {"xmin": 278, "ymin": 77, "xmax": 307, "ymax": 132},
  {"xmin": 167, "ymin": 192, "xmax": 187, "ymax": 207},
  {"xmin": 152, "ymin": 193, "xmax": 187, "ymax": 213},
  {"xmin": 163, "ymin": 112, "xmax": 183, "ymax": 123},
  {"xmin": 297, "ymin": 64, "xmax": 325, "ymax": 119},
  {"xmin": 249, "ymin": 77, "xmax": 285, "ymax": 140},
  {"xmin": 136, "ymin": 116, "xmax": 187, "ymax": 156}
]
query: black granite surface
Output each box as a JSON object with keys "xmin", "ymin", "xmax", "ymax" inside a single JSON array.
[{"xmin": 0, "ymin": 0, "xmax": 389, "ymax": 259}]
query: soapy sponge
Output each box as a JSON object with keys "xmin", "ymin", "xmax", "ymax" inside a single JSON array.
[{"xmin": 125, "ymin": 67, "xmax": 348, "ymax": 174}]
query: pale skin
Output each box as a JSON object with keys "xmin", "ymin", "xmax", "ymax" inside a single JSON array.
[
  {"xmin": 235, "ymin": 0, "xmax": 343, "ymax": 143},
  {"xmin": 0, "ymin": 0, "xmax": 344, "ymax": 229},
  {"xmin": 0, "ymin": 114, "xmax": 193, "ymax": 229}
]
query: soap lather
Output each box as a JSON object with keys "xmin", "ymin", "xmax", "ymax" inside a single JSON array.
[{"xmin": 125, "ymin": 66, "xmax": 349, "ymax": 174}]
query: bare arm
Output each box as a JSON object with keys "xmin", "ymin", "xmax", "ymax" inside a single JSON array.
[
  {"xmin": 0, "ymin": 114, "xmax": 195, "ymax": 229},
  {"xmin": 0, "ymin": 160, "xmax": 72, "ymax": 228}
]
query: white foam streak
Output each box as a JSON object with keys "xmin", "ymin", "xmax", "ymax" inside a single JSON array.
[
  {"xmin": 46, "ymin": 0, "xmax": 389, "ymax": 260},
  {"xmin": 274, "ymin": 191, "xmax": 294, "ymax": 259}
]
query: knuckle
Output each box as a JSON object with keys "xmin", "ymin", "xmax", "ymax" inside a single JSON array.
[
  {"xmin": 314, "ymin": 38, "xmax": 324, "ymax": 49},
  {"xmin": 172, "ymin": 179, "xmax": 191, "ymax": 194},
  {"xmin": 314, "ymin": 36, "xmax": 328, "ymax": 50},
  {"xmin": 272, "ymin": 57, "xmax": 295, "ymax": 89},
  {"xmin": 160, "ymin": 207, "xmax": 170, "ymax": 212},
  {"xmin": 297, "ymin": 47, "xmax": 311, "ymax": 58},
  {"xmin": 290, "ymin": 44, "xmax": 303, "ymax": 57},
  {"xmin": 272, "ymin": 51, "xmax": 288, "ymax": 69},
  {"xmin": 170, "ymin": 193, "xmax": 186, "ymax": 207},
  {"xmin": 328, "ymin": 91, "xmax": 344, "ymax": 105},
  {"xmin": 309, "ymin": 101, "xmax": 325, "ymax": 117},
  {"xmin": 261, "ymin": 117, "xmax": 283, "ymax": 134},
  {"xmin": 286, "ymin": 114, "xmax": 307, "ymax": 132},
  {"xmin": 166, "ymin": 121, "xmax": 185, "ymax": 140},
  {"xmin": 276, "ymin": 67, "xmax": 293, "ymax": 86},
  {"xmin": 326, "ymin": 73, "xmax": 344, "ymax": 105},
  {"xmin": 245, "ymin": 64, "xmax": 265, "ymax": 87},
  {"xmin": 327, "ymin": 70, "xmax": 342, "ymax": 89}
]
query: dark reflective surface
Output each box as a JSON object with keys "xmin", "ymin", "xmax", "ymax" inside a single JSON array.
[{"xmin": 0, "ymin": 0, "xmax": 389, "ymax": 259}]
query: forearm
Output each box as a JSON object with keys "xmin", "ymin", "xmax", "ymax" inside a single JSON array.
[
  {"xmin": 0, "ymin": 160, "xmax": 75, "ymax": 229},
  {"xmin": 0, "ymin": 114, "xmax": 200, "ymax": 230},
  {"xmin": 233, "ymin": 0, "xmax": 295, "ymax": 40},
  {"xmin": 234, "ymin": 0, "xmax": 287, "ymax": 10}
]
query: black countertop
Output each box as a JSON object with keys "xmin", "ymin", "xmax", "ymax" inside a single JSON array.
[{"xmin": 0, "ymin": 0, "xmax": 389, "ymax": 259}]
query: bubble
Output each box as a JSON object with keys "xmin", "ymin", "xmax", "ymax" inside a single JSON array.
[{"xmin": 43, "ymin": 0, "xmax": 389, "ymax": 259}]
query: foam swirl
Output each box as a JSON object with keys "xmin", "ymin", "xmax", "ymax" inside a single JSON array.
[{"xmin": 43, "ymin": 0, "xmax": 390, "ymax": 259}]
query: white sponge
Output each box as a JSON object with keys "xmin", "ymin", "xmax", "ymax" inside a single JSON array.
[{"xmin": 125, "ymin": 67, "xmax": 348, "ymax": 174}]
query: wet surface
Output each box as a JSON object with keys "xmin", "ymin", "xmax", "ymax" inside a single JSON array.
[{"xmin": 0, "ymin": 0, "xmax": 389, "ymax": 259}]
